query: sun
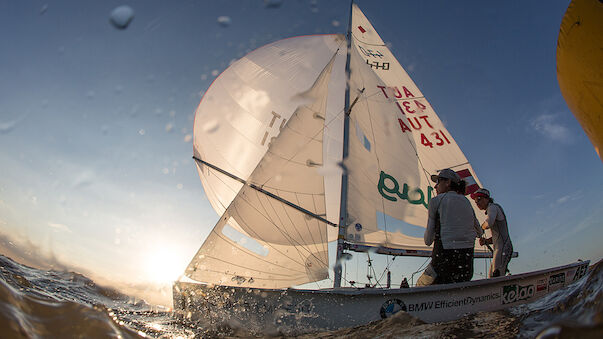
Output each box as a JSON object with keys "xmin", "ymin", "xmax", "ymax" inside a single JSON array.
[{"xmin": 144, "ymin": 246, "xmax": 187, "ymax": 284}]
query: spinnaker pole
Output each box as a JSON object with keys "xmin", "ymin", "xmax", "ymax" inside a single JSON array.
[{"xmin": 333, "ymin": 0, "xmax": 354, "ymax": 288}]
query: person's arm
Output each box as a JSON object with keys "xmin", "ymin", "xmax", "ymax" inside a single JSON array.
[
  {"xmin": 478, "ymin": 237, "xmax": 493, "ymax": 246},
  {"xmin": 473, "ymin": 213, "xmax": 484, "ymax": 238},
  {"xmin": 425, "ymin": 216, "xmax": 435, "ymax": 246},
  {"xmin": 424, "ymin": 197, "xmax": 438, "ymax": 246},
  {"xmin": 481, "ymin": 204, "xmax": 497, "ymax": 230}
]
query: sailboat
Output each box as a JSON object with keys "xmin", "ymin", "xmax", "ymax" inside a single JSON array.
[{"xmin": 173, "ymin": 3, "xmax": 589, "ymax": 334}]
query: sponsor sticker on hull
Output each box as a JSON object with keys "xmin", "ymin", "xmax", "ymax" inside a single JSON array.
[
  {"xmin": 380, "ymin": 299, "xmax": 406, "ymax": 319},
  {"xmin": 536, "ymin": 278, "xmax": 547, "ymax": 293},
  {"xmin": 548, "ymin": 272, "xmax": 565, "ymax": 291},
  {"xmin": 502, "ymin": 283, "xmax": 535, "ymax": 304}
]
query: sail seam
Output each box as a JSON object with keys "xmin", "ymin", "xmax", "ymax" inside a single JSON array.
[
  {"xmin": 293, "ymin": 192, "xmax": 321, "ymax": 260},
  {"xmin": 256, "ymin": 189, "xmax": 329, "ymax": 269},
  {"xmin": 236, "ymin": 193, "xmax": 310, "ymax": 266},
  {"xmin": 202, "ymin": 248, "xmax": 306, "ymax": 276},
  {"xmin": 240, "ymin": 188, "xmax": 330, "ymax": 272}
]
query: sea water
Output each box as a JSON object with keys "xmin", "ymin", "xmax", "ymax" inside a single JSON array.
[{"xmin": 0, "ymin": 254, "xmax": 600, "ymax": 338}]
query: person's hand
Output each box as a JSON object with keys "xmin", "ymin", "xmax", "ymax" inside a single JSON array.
[{"xmin": 479, "ymin": 237, "xmax": 485, "ymax": 246}]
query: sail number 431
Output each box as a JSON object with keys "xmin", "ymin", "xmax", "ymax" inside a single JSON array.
[{"xmin": 421, "ymin": 130, "xmax": 451, "ymax": 148}]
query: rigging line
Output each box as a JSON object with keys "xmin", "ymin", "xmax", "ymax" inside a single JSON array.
[
  {"xmin": 268, "ymin": 189, "xmax": 329, "ymax": 268},
  {"xmin": 366, "ymin": 252, "xmax": 383, "ymax": 288},
  {"xmin": 410, "ymin": 256, "xmax": 431, "ymax": 286},
  {"xmin": 345, "ymin": 88, "xmax": 366, "ymax": 116},
  {"xmin": 200, "ymin": 267, "xmax": 305, "ymax": 282},
  {"xmin": 213, "ymin": 225, "xmax": 307, "ymax": 273},
  {"xmin": 374, "ymin": 255, "xmax": 394, "ymax": 287},
  {"xmin": 202, "ymin": 250, "xmax": 306, "ymax": 277},
  {"xmin": 292, "ymin": 192, "xmax": 322, "ymax": 258},
  {"xmin": 204, "ymin": 166, "xmax": 245, "ymax": 197},
  {"xmin": 311, "ymin": 194, "xmax": 328, "ymax": 256},
  {"xmin": 250, "ymin": 188, "xmax": 330, "ymax": 269},
  {"xmin": 254, "ymin": 51, "xmax": 360, "ymax": 194},
  {"xmin": 186, "ymin": 226, "xmax": 306, "ymax": 276},
  {"xmin": 255, "ymin": 51, "xmax": 337, "ymax": 187},
  {"xmin": 273, "ymin": 194, "xmax": 331, "ymax": 271},
  {"xmin": 194, "ymin": 156, "xmax": 337, "ymax": 227},
  {"xmin": 400, "ymin": 109, "xmax": 434, "ymax": 188},
  {"xmin": 254, "ymin": 188, "xmax": 318, "ymax": 260},
  {"xmin": 235, "ymin": 192, "xmax": 315, "ymax": 267},
  {"xmin": 230, "ymin": 189, "xmax": 314, "ymax": 268},
  {"xmin": 255, "ymin": 82, "xmax": 351, "ymax": 193},
  {"xmin": 254, "ymin": 107, "xmax": 326, "ymax": 188}
]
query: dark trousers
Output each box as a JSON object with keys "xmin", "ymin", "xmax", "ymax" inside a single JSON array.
[{"xmin": 431, "ymin": 246, "xmax": 474, "ymax": 284}]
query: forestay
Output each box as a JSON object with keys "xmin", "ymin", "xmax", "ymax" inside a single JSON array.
[
  {"xmin": 343, "ymin": 4, "xmax": 487, "ymax": 254},
  {"xmin": 185, "ymin": 51, "xmax": 339, "ymax": 288}
]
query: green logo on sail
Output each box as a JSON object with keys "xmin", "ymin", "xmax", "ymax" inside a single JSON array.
[{"xmin": 377, "ymin": 171, "xmax": 433, "ymax": 209}]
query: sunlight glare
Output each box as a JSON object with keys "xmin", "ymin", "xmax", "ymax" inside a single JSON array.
[{"xmin": 144, "ymin": 246, "xmax": 186, "ymax": 284}]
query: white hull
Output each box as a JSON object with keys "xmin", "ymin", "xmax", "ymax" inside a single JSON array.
[{"xmin": 173, "ymin": 260, "xmax": 589, "ymax": 334}]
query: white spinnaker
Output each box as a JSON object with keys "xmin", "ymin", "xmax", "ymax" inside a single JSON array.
[
  {"xmin": 193, "ymin": 34, "xmax": 345, "ymax": 216},
  {"xmin": 344, "ymin": 4, "xmax": 487, "ymax": 253},
  {"xmin": 185, "ymin": 55, "xmax": 336, "ymax": 288}
]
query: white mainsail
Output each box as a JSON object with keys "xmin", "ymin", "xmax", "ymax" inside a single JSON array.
[
  {"xmin": 185, "ymin": 49, "xmax": 339, "ymax": 288},
  {"xmin": 341, "ymin": 4, "xmax": 487, "ymax": 254}
]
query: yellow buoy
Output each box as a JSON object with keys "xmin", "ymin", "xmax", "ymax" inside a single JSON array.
[{"xmin": 557, "ymin": 0, "xmax": 603, "ymax": 161}]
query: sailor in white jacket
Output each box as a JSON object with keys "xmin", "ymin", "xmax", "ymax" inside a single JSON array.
[
  {"xmin": 472, "ymin": 188, "xmax": 514, "ymax": 277},
  {"xmin": 422, "ymin": 169, "xmax": 483, "ymax": 285}
]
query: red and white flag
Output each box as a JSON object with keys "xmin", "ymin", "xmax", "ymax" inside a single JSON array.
[{"xmin": 456, "ymin": 169, "xmax": 479, "ymax": 195}]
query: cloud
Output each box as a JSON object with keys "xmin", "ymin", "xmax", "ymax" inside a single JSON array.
[
  {"xmin": 48, "ymin": 222, "xmax": 72, "ymax": 233},
  {"xmin": 0, "ymin": 120, "xmax": 18, "ymax": 134},
  {"xmin": 549, "ymin": 190, "xmax": 583, "ymax": 208},
  {"xmin": 72, "ymin": 170, "xmax": 95, "ymax": 189},
  {"xmin": 530, "ymin": 114, "xmax": 573, "ymax": 143}
]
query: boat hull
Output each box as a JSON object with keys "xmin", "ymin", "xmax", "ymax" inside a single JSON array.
[{"xmin": 173, "ymin": 260, "xmax": 589, "ymax": 334}]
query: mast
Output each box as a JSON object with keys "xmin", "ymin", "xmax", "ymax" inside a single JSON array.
[{"xmin": 333, "ymin": 1, "xmax": 354, "ymax": 288}]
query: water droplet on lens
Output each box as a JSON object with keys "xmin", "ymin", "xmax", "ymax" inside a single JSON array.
[
  {"xmin": 264, "ymin": 0, "xmax": 283, "ymax": 8},
  {"xmin": 109, "ymin": 5, "xmax": 134, "ymax": 30},
  {"xmin": 202, "ymin": 120, "xmax": 219, "ymax": 133},
  {"xmin": 217, "ymin": 16, "xmax": 231, "ymax": 27}
]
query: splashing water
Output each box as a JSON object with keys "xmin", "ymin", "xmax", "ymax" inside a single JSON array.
[{"xmin": 0, "ymin": 254, "xmax": 601, "ymax": 338}]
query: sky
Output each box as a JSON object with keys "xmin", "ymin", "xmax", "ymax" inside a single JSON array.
[{"xmin": 0, "ymin": 0, "xmax": 601, "ymax": 306}]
